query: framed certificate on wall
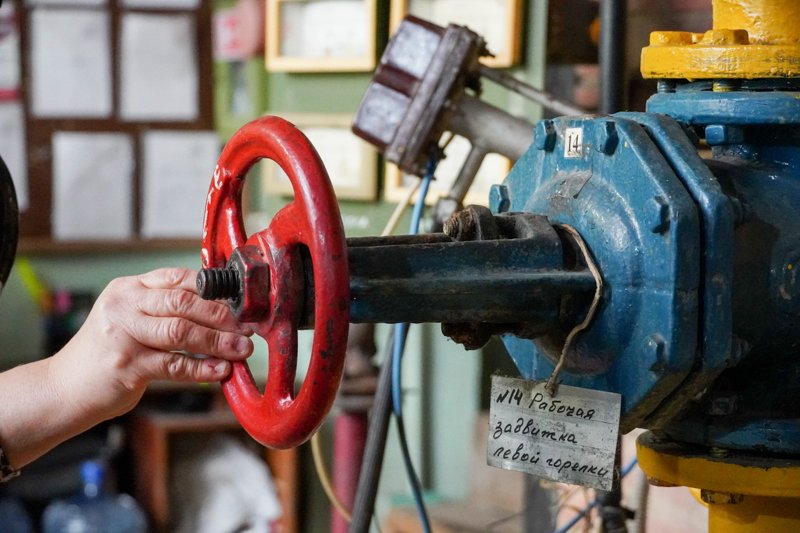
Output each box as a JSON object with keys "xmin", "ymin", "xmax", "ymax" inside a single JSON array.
[
  {"xmin": 262, "ymin": 114, "xmax": 378, "ymax": 201},
  {"xmin": 266, "ymin": 0, "xmax": 377, "ymax": 72},
  {"xmin": 389, "ymin": 0, "xmax": 522, "ymax": 68}
]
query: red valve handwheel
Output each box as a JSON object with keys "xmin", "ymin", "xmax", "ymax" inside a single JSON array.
[{"xmin": 201, "ymin": 116, "xmax": 349, "ymax": 449}]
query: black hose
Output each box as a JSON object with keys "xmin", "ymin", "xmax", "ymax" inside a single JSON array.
[{"xmin": 347, "ymin": 330, "xmax": 396, "ymax": 533}]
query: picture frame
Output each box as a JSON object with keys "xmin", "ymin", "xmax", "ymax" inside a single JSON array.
[
  {"xmin": 261, "ymin": 114, "xmax": 378, "ymax": 201},
  {"xmin": 389, "ymin": 0, "xmax": 522, "ymax": 68},
  {"xmin": 384, "ymin": 134, "xmax": 512, "ymax": 206},
  {"xmin": 266, "ymin": 0, "xmax": 377, "ymax": 72}
]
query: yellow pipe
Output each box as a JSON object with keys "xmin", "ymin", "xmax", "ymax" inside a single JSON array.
[
  {"xmin": 708, "ymin": 495, "xmax": 800, "ymax": 533},
  {"xmin": 714, "ymin": 0, "xmax": 800, "ymax": 44}
]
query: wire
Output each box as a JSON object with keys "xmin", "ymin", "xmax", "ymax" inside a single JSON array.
[
  {"xmin": 310, "ymin": 431, "xmax": 352, "ymax": 523},
  {"xmin": 389, "ymin": 158, "xmax": 436, "ymax": 533},
  {"xmin": 552, "ymin": 458, "xmax": 639, "ymax": 533},
  {"xmin": 381, "ymin": 177, "xmax": 422, "ymax": 237}
]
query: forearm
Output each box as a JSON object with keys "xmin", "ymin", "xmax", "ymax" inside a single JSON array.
[{"xmin": 0, "ymin": 356, "xmax": 101, "ymax": 470}]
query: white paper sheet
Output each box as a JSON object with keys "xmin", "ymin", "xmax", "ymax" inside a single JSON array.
[
  {"xmin": 410, "ymin": 0, "xmax": 510, "ymax": 59},
  {"xmin": 141, "ymin": 130, "xmax": 220, "ymax": 239},
  {"xmin": 0, "ymin": 4, "xmax": 21, "ymax": 98},
  {"xmin": 0, "ymin": 103, "xmax": 28, "ymax": 211},
  {"xmin": 26, "ymin": 0, "xmax": 107, "ymax": 6},
  {"xmin": 30, "ymin": 9, "xmax": 112, "ymax": 118},
  {"xmin": 119, "ymin": 13, "xmax": 198, "ymax": 121},
  {"xmin": 280, "ymin": 0, "xmax": 368, "ymax": 58},
  {"xmin": 52, "ymin": 132, "xmax": 134, "ymax": 240},
  {"xmin": 121, "ymin": 0, "xmax": 199, "ymax": 9}
]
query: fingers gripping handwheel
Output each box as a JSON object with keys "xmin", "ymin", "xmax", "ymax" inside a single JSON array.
[{"xmin": 199, "ymin": 116, "xmax": 350, "ymax": 449}]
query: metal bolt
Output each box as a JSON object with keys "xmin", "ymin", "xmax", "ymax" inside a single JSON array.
[
  {"xmin": 647, "ymin": 196, "xmax": 671, "ymax": 234},
  {"xmin": 709, "ymin": 446, "xmax": 730, "ymax": 458},
  {"xmin": 656, "ymin": 80, "xmax": 677, "ymax": 93},
  {"xmin": 596, "ymin": 121, "xmax": 618, "ymax": 155},
  {"xmin": 442, "ymin": 217, "xmax": 460, "ymax": 239},
  {"xmin": 534, "ymin": 120, "xmax": 556, "ymax": 151},
  {"xmin": 442, "ymin": 209, "xmax": 478, "ymax": 241},
  {"xmin": 701, "ymin": 489, "xmax": 743, "ymax": 505},
  {"xmin": 729, "ymin": 335, "xmax": 751, "ymax": 366},
  {"xmin": 728, "ymin": 196, "xmax": 752, "ymax": 226},
  {"xmin": 197, "ymin": 267, "xmax": 241, "ymax": 300},
  {"xmin": 705, "ymin": 124, "xmax": 744, "ymax": 146},
  {"xmin": 489, "ymin": 184, "xmax": 511, "ymax": 213},
  {"xmin": 712, "ymin": 79, "xmax": 742, "ymax": 93},
  {"xmin": 646, "ymin": 334, "xmax": 667, "ymax": 373},
  {"xmin": 707, "ymin": 393, "xmax": 739, "ymax": 416}
]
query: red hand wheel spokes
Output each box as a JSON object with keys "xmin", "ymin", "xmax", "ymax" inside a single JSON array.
[{"xmin": 201, "ymin": 116, "xmax": 349, "ymax": 449}]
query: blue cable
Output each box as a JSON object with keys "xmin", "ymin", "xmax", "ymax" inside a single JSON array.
[
  {"xmin": 391, "ymin": 169, "xmax": 433, "ymax": 414},
  {"xmin": 390, "ymin": 160, "xmax": 436, "ymax": 533},
  {"xmin": 552, "ymin": 458, "xmax": 639, "ymax": 533}
]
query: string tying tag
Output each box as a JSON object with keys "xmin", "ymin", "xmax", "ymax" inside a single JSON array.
[{"xmin": 545, "ymin": 224, "xmax": 603, "ymax": 397}]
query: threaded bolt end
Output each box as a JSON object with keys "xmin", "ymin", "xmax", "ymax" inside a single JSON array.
[
  {"xmin": 442, "ymin": 217, "xmax": 457, "ymax": 237},
  {"xmin": 196, "ymin": 267, "xmax": 241, "ymax": 300}
]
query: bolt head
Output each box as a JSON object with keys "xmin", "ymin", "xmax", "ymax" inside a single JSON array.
[
  {"xmin": 489, "ymin": 184, "xmax": 510, "ymax": 213},
  {"xmin": 705, "ymin": 124, "xmax": 744, "ymax": 146},
  {"xmin": 646, "ymin": 334, "xmax": 667, "ymax": 372},
  {"xmin": 534, "ymin": 120, "xmax": 556, "ymax": 151},
  {"xmin": 701, "ymin": 489, "xmax": 743, "ymax": 505},
  {"xmin": 596, "ymin": 121, "xmax": 618, "ymax": 155},
  {"xmin": 646, "ymin": 196, "xmax": 671, "ymax": 234},
  {"xmin": 707, "ymin": 394, "xmax": 739, "ymax": 416}
]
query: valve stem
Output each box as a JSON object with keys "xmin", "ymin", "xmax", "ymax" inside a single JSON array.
[{"xmin": 197, "ymin": 267, "xmax": 241, "ymax": 300}]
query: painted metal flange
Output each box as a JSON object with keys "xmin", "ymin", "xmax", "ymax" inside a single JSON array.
[
  {"xmin": 640, "ymin": 0, "xmax": 800, "ymax": 80},
  {"xmin": 637, "ymin": 431, "xmax": 800, "ymax": 533},
  {"xmin": 496, "ymin": 115, "xmax": 701, "ymax": 432},
  {"xmin": 646, "ymin": 87, "xmax": 800, "ymax": 126},
  {"xmin": 616, "ymin": 112, "xmax": 735, "ymax": 429}
]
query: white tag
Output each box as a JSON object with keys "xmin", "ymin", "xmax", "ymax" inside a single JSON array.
[
  {"xmin": 564, "ymin": 127, "xmax": 583, "ymax": 158},
  {"xmin": 487, "ymin": 375, "xmax": 621, "ymax": 490}
]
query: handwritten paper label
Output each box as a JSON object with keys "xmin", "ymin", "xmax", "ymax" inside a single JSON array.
[{"xmin": 487, "ymin": 375, "xmax": 621, "ymax": 490}]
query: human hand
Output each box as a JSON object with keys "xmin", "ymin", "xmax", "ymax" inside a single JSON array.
[{"xmin": 49, "ymin": 267, "xmax": 254, "ymax": 424}]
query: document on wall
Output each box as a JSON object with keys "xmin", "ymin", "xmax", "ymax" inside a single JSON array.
[
  {"xmin": 25, "ymin": 0, "xmax": 107, "ymax": 6},
  {"xmin": 0, "ymin": 102, "xmax": 28, "ymax": 211},
  {"xmin": 0, "ymin": 3, "xmax": 21, "ymax": 99},
  {"xmin": 52, "ymin": 132, "xmax": 134, "ymax": 241},
  {"xmin": 119, "ymin": 13, "xmax": 198, "ymax": 121},
  {"xmin": 121, "ymin": 0, "xmax": 199, "ymax": 9},
  {"xmin": 140, "ymin": 130, "xmax": 220, "ymax": 239},
  {"xmin": 30, "ymin": 9, "xmax": 112, "ymax": 118}
]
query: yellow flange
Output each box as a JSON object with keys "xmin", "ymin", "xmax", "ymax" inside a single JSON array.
[
  {"xmin": 640, "ymin": 0, "xmax": 800, "ymax": 80},
  {"xmin": 637, "ymin": 431, "xmax": 800, "ymax": 533}
]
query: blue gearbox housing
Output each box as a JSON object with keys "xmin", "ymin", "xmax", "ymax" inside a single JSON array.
[{"xmin": 493, "ymin": 82, "xmax": 800, "ymax": 453}]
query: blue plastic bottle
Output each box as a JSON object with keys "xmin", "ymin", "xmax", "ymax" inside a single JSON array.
[
  {"xmin": 42, "ymin": 460, "xmax": 147, "ymax": 533},
  {"xmin": 0, "ymin": 497, "xmax": 33, "ymax": 533}
]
